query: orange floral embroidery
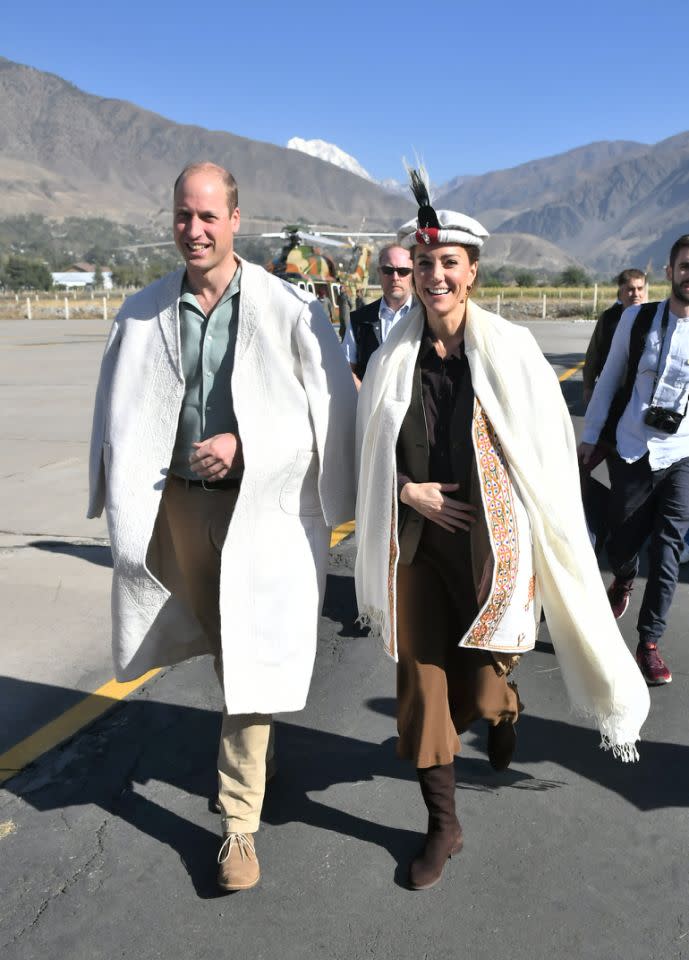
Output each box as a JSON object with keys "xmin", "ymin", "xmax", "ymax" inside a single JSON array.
[{"xmin": 466, "ymin": 403, "xmax": 519, "ymax": 648}]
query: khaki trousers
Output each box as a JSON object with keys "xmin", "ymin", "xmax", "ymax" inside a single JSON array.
[
  {"xmin": 396, "ymin": 520, "xmax": 520, "ymax": 769},
  {"xmin": 147, "ymin": 475, "xmax": 273, "ymax": 834}
]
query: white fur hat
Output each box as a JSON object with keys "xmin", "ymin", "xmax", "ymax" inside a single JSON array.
[
  {"xmin": 399, "ymin": 165, "xmax": 489, "ymax": 250},
  {"xmin": 396, "ymin": 209, "xmax": 490, "ymax": 250}
]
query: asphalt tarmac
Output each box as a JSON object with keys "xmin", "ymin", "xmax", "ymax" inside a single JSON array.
[{"xmin": 1, "ymin": 315, "xmax": 688, "ymax": 960}]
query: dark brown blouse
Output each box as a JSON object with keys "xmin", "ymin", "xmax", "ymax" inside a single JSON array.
[{"xmin": 397, "ymin": 325, "xmax": 475, "ymax": 497}]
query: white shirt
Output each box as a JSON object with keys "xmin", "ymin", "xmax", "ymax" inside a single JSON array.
[
  {"xmin": 342, "ymin": 295, "xmax": 413, "ymax": 363},
  {"xmin": 583, "ymin": 300, "xmax": 689, "ymax": 469}
]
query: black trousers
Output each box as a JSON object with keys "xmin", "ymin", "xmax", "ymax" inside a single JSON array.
[{"xmin": 607, "ymin": 453, "xmax": 689, "ymax": 645}]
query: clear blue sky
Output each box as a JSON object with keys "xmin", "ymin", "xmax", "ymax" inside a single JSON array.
[{"xmin": 3, "ymin": 0, "xmax": 687, "ymax": 185}]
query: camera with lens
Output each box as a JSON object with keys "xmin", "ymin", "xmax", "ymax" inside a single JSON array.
[{"xmin": 643, "ymin": 406, "xmax": 684, "ymax": 434}]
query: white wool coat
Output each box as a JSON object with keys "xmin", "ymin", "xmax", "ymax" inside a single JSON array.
[
  {"xmin": 355, "ymin": 300, "xmax": 650, "ymax": 760},
  {"xmin": 88, "ymin": 259, "xmax": 357, "ymax": 714}
]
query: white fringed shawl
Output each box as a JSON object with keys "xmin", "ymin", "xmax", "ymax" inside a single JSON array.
[{"xmin": 355, "ymin": 300, "xmax": 650, "ymax": 761}]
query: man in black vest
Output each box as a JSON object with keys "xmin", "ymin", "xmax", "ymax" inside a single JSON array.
[
  {"xmin": 579, "ymin": 236, "xmax": 689, "ymax": 687},
  {"xmin": 342, "ymin": 244, "xmax": 414, "ymax": 388},
  {"xmin": 582, "ymin": 268, "xmax": 647, "ymax": 405}
]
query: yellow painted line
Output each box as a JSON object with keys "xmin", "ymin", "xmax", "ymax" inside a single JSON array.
[
  {"xmin": 0, "ymin": 669, "xmax": 160, "ymax": 786},
  {"xmin": 330, "ymin": 520, "xmax": 355, "ymax": 547},
  {"xmin": 559, "ymin": 360, "xmax": 584, "ymax": 382},
  {"xmin": 0, "ymin": 349, "xmax": 579, "ymax": 785},
  {"xmin": 1, "ymin": 524, "xmax": 356, "ymax": 784}
]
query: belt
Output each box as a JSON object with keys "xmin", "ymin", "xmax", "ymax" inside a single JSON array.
[{"xmin": 172, "ymin": 474, "xmax": 241, "ymax": 491}]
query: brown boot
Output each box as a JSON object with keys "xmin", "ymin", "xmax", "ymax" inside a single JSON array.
[
  {"xmin": 487, "ymin": 719, "xmax": 517, "ymax": 771},
  {"xmin": 409, "ymin": 763, "xmax": 463, "ymax": 890},
  {"xmin": 217, "ymin": 832, "xmax": 260, "ymax": 892}
]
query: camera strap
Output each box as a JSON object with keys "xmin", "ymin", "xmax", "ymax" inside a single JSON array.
[
  {"xmin": 601, "ymin": 301, "xmax": 658, "ymax": 442},
  {"xmin": 648, "ymin": 300, "xmax": 671, "ymax": 406}
]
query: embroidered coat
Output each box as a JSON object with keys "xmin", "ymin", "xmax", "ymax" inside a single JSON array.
[
  {"xmin": 355, "ymin": 300, "xmax": 649, "ymax": 759},
  {"xmin": 88, "ymin": 259, "xmax": 357, "ymax": 715},
  {"xmin": 395, "ymin": 363, "xmax": 540, "ymax": 657}
]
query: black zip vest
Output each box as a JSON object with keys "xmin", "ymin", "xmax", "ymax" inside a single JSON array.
[{"xmin": 349, "ymin": 300, "xmax": 382, "ymax": 380}]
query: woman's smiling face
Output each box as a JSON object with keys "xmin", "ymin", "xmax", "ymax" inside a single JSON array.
[{"xmin": 413, "ymin": 244, "xmax": 478, "ymax": 325}]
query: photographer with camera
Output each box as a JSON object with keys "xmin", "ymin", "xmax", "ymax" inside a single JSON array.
[{"xmin": 579, "ymin": 235, "xmax": 689, "ymax": 686}]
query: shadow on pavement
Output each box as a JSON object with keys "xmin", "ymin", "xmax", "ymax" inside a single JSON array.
[
  {"xmin": 29, "ymin": 539, "xmax": 113, "ymax": 568},
  {"xmin": 364, "ymin": 695, "xmax": 689, "ymax": 811},
  {"xmin": 542, "ymin": 350, "xmax": 585, "ymax": 418},
  {"xmin": 543, "ymin": 351, "xmax": 586, "ymax": 371},
  {"xmin": 3, "ymin": 679, "xmax": 689, "ymax": 900}
]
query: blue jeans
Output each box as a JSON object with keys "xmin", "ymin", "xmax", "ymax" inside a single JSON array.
[{"xmin": 607, "ymin": 453, "xmax": 689, "ymax": 645}]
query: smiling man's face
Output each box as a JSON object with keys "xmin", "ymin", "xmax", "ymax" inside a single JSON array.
[{"xmin": 173, "ymin": 170, "xmax": 240, "ymax": 277}]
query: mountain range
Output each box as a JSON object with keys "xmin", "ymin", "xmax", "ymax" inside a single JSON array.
[
  {"xmin": 0, "ymin": 57, "xmax": 409, "ymax": 234},
  {"xmin": 2, "ymin": 56, "xmax": 688, "ymax": 275},
  {"xmin": 287, "ymin": 137, "xmax": 407, "ymax": 196},
  {"xmin": 447, "ymin": 134, "xmax": 689, "ymax": 273},
  {"xmin": 287, "ymin": 137, "xmax": 375, "ymax": 183}
]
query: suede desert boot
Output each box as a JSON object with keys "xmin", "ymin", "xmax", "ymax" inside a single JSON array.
[
  {"xmin": 409, "ymin": 763, "xmax": 463, "ymax": 890},
  {"xmin": 217, "ymin": 832, "xmax": 260, "ymax": 892}
]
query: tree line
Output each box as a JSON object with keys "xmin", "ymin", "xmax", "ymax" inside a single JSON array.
[{"xmin": 0, "ymin": 213, "xmax": 598, "ymax": 293}]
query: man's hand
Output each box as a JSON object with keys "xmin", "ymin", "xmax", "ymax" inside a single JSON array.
[
  {"xmin": 577, "ymin": 441, "xmax": 596, "ymax": 467},
  {"xmin": 189, "ymin": 433, "xmax": 242, "ymax": 480},
  {"xmin": 400, "ymin": 481, "xmax": 477, "ymax": 533}
]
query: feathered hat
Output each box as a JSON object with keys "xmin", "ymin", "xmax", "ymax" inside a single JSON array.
[{"xmin": 397, "ymin": 166, "xmax": 489, "ymax": 250}]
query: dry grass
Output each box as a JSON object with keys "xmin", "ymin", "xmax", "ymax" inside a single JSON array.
[
  {"xmin": 0, "ymin": 290, "xmax": 127, "ymax": 321},
  {"xmin": 0, "ymin": 284, "xmax": 671, "ymax": 322}
]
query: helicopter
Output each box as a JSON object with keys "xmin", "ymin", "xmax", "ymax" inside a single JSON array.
[
  {"xmin": 237, "ymin": 224, "xmax": 395, "ymax": 322},
  {"xmin": 117, "ymin": 223, "xmax": 396, "ymax": 323}
]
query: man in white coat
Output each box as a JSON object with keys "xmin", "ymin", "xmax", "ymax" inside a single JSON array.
[{"xmin": 88, "ymin": 162, "xmax": 356, "ymax": 891}]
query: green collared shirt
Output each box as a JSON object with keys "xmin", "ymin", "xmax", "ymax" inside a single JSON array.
[{"xmin": 170, "ymin": 265, "xmax": 242, "ymax": 479}]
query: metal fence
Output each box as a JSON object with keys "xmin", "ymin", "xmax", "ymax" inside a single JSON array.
[{"xmin": 0, "ymin": 284, "xmax": 671, "ymax": 322}]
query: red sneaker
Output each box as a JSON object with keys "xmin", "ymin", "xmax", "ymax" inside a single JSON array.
[
  {"xmin": 607, "ymin": 577, "xmax": 634, "ymax": 619},
  {"xmin": 636, "ymin": 642, "xmax": 672, "ymax": 686}
]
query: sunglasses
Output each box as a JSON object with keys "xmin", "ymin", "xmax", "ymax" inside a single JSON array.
[{"xmin": 380, "ymin": 265, "xmax": 413, "ymax": 277}]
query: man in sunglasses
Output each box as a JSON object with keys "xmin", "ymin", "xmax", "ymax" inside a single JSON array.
[{"xmin": 342, "ymin": 244, "xmax": 414, "ymax": 387}]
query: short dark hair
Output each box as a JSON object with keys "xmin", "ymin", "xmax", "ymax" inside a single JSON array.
[
  {"xmin": 173, "ymin": 162, "xmax": 239, "ymax": 213},
  {"xmin": 616, "ymin": 268, "xmax": 646, "ymax": 288},
  {"xmin": 669, "ymin": 235, "xmax": 689, "ymax": 268},
  {"xmin": 463, "ymin": 244, "xmax": 480, "ymax": 266}
]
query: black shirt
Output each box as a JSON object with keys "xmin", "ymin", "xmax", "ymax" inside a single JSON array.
[{"xmin": 397, "ymin": 326, "xmax": 475, "ymax": 496}]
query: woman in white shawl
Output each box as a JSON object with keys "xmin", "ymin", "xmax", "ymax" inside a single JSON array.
[{"xmin": 355, "ymin": 170, "xmax": 649, "ymax": 891}]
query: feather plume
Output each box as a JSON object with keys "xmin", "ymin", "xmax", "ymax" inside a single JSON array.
[
  {"xmin": 408, "ymin": 165, "xmax": 431, "ymax": 206},
  {"xmin": 405, "ymin": 164, "xmax": 440, "ymax": 230}
]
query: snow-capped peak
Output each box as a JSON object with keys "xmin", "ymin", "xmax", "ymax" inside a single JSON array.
[
  {"xmin": 287, "ymin": 137, "xmax": 373, "ymax": 181},
  {"xmin": 378, "ymin": 177, "xmax": 408, "ymax": 196}
]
